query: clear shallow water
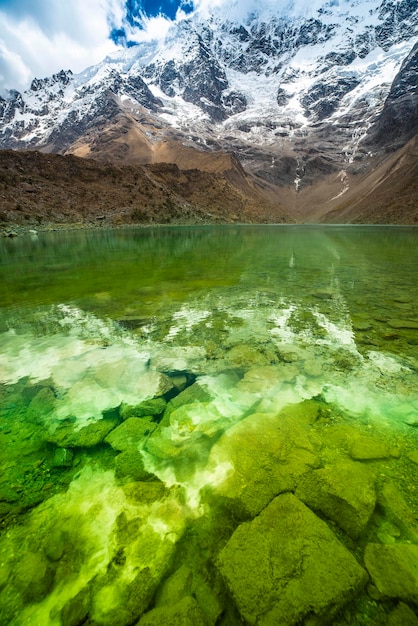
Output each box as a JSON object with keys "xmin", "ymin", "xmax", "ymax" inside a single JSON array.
[{"xmin": 0, "ymin": 225, "xmax": 417, "ymax": 625}]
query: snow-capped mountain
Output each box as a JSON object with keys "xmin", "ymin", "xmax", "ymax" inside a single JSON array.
[{"xmin": 0, "ymin": 0, "xmax": 417, "ymax": 197}]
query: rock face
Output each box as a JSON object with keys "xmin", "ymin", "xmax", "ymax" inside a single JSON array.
[
  {"xmin": 367, "ymin": 41, "xmax": 418, "ymax": 149},
  {"xmin": 217, "ymin": 493, "xmax": 368, "ymax": 626}
]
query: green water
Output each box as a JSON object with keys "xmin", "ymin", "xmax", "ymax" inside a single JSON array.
[{"xmin": 0, "ymin": 225, "xmax": 417, "ymax": 625}]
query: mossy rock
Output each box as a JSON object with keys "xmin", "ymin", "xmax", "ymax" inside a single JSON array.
[
  {"xmin": 206, "ymin": 411, "xmax": 319, "ymax": 518},
  {"xmin": 349, "ymin": 434, "xmax": 392, "ymax": 460},
  {"xmin": 295, "ymin": 461, "xmax": 377, "ymax": 539},
  {"xmin": 155, "ymin": 564, "xmax": 222, "ymax": 625},
  {"xmin": 59, "ymin": 586, "xmax": 91, "ymax": 626},
  {"xmin": 120, "ymin": 397, "xmax": 167, "ymax": 420},
  {"xmin": 387, "ymin": 602, "xmax": 418, "ymax": 626},
  {"xmin": 164, "ymin": 382, "xmax": 213, "ymax": 418},
  {"xmin": 26, "ymin": 387, "xmax": 56, "ymax": 424},
  {"xmin": 12, "ymin": 551, "xmax": 54, "ymax": 603},
  {"xmin": 114, "ymin": 451, "xmax": 155, "ymax": 483},
  {"xmin": 364, "ymin": 543, "xmax": 418, "ymax": 604},
  {"xmin": 105, "ymin": 418, "xmax": 157, "ymax": 452},
  {"xmin": 122, "ymin": 481, "xmax": 169, "ymax": 506},
  {"xmin": 217, "ymin": 493, "xmax": 368, "ymax": 625},
  {"xmin": 45, "ymin": 413, "xmax": 120, "ymax": 448},
  {"xmin": 138, "ymin": 596, "xmax": 206, "ymax": 625},
  {"xmin": 377, "ymin": 480, "xmax": 418, "ymax": 543},
  {"xmin": 52, "ymin": 447, "xmax": 74, "ymax": 468}
]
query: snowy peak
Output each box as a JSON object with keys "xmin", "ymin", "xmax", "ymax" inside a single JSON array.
[{"xmin": 0, "ymin": 0, "xmax": 417, "ymax": 197}]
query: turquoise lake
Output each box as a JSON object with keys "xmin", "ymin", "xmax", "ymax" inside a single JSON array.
[{"xmin": 0, "ymin": 225, "xmax": 417, "ymax": 625}]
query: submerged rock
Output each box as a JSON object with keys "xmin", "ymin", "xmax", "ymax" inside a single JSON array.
[
  {"xmin": 12, "ymin": 551, "xmax": 54, "ymax": 603},
  {"xmin": 114, "ymin": 451, "xmax": 155, "ymax": 483},
  {"xmin": 207, "ymin": 410, "xmax": 319, "ymax": 518},
  {"xmin": 105, "ymin": 418, "xmax": 157, "ymax": 452},
  {"xmin": 225, "ymin": 344, "xmax": 269, "ymax": 368},
  {"xmin": 387, "ymin": 602, "xmax": 418, "ymax": 626},
  {"xmin": 138, "ymin": 596, "xmax": 206, "ymax": 625},
  {"xmin": 217, "ymin": 493, "xmax": 368, "ymax": 625},
  {"xmin": 59, "ymin": 586, "xmax": 91, "ymax": 626},
  {"xmin": 155, "ymin": 564, "xmax": 222, "ymax": 625},
  {"xmin": 164, "ymin": 382, "xmax": 213, "ymax": 418},
  {"xmin": 364, "ymin": 543, "xmax": 418, "ymax": 604},
  {"xmin": 349, "ymin": 434, "xmax": 393, "ymax": 460},
  {"xmin": 145, "ymin": 400, "xmax": 230, "ymax": 481},
  {"xmin": 45, "ymin": 413, "xmax": 120, "ymax": 448},
  {"xmin": 236, "ymin": 364, "xmax": 298, "ymax": 393},
  {"xmin": 122, "ymin": 481, "xmax": 169, "ymax": 506},
  {"xmin": 120, "ymin": 398, "xmax": 167, "ymax": 420},
  {"xmin": 90, "ymin": 502, "xmax": 184, "ymax": 626},
  {"xmin": 296, "ymin": 462, "xmax": 377, "ymax": 539},
  {"xmin": 26, "ymin": 386, "xmax": 56, "ymax": 424},
  {"xmin": 52, "ymin": 447, "xmax": 74, "ymax": 468},
  {"xmin": 377, "ymin": 480, "xmax": 418, "ymax": 543}
]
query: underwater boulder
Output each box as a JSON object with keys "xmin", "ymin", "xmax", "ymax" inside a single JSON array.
[
  {"xmin": 138, "ymin": 596, "xmax": 206, "ymax": 625},
  {"xmin": 105, "ymin": 418, "xmax": 157, "ymax": 452},
  {"xmin": 364, "ymin": 543, "xmax": 418, "ymax": 604},
  {"xmin": 206, "ymin": 411, "xmax": 319, "ymax": 518},
  {"xmin": 295, "ymin": 461, "xmax": 377, "ymax": 539},
  {"xmin": 217, "ymin": 493, "xmax": 368, "ymax": 625},
  {"xmin": 45, "ymin": 412, "xmax": 120, "ymax": 448},
  {"xmin": 114, "ymin": 451, "xmax": 156, "ymax": 483}
]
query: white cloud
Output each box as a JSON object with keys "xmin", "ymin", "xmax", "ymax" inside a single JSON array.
[{"xmin": 0, "ymin": 0, "xmax": 122, "ymax": 94}]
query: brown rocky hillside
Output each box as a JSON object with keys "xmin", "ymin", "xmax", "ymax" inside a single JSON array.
[{"xmin": 0, "ymin": 149, "xmax": 291, "ymax": 232}]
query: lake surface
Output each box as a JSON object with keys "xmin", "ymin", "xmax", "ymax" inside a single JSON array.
[{"xmin": 1, "ymin": 225, "xmax": 417, "ymax": 625}]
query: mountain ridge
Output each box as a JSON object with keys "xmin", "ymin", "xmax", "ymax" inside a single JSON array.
[{"xmin": 0, "ymin": 0, "xmax": 417, "ymax": 224}]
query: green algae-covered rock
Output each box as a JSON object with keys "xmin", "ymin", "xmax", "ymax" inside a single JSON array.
[
  {"xmin": 349, "ymin": 434, "xmax": 392, "ymax": 460},
  {"xmin": 44, "ymin": 529, "xmax": 68, "ymax": 562},
  {"xmin": 52, "ymin": 447, "xmax": 74, "ymax": 468},
  {"xmin": 138, "ymin": 596, "xmax": 206, "ymax": 626},
  {"xmin": 296, "ymin": 462, "xmax": 376, "ymax": 539},
  {"xmin": 225, "ymin": 344, "xmax": 269, "ymax": 368},
  {"xmin": 91, "ymin": 519, "xmax": 182, "ymax": 626},
  {"xmin": 155, "ymin": 564, "xmax": 193, "ymax": 607},
  {"xmin": 105, "ymin": 418, "xmax": 157, "ymax": 452},
  {"xmin": 120, "ymin": 398, "xmax": 167, "ymax": 420},
  {"xmin": 122, "ymin": 481, "xmax": 168, "ymax": 506},
  {"xmin": 206, "ymin": 411, "xmax": 319, "ymax": 518},
  {"xmin": 45, "ymin": 413, "xmax": 120, "ymax": 448},
  {"xmin": 217, "ymin": 493, "xmax": 368, "ymax": 626},
  {"xmin": 364, "ymin": 543, "xmax": 418, "ymax": 604},
  {"xmin": 12, "ymin": 551, "xmax": 54, "ymax": 603},
  {"xmin": 164, "ymin": 382, "xmax": 213, "ymax": 418},
  {"xmin": 236, "ymin": 364, "xmax": 299, "ymax": 393},
  {"xmin": 155, "ymin": 564, "xmax": 222, "ymax": 625},
  {"xmin": 145, "ymin": 400, "xmax": 230, "ymax": 481},
  {"xmin": 60, "ymin": 586, "xmax": 91, "ymax": 626},
  {"xmin": 114, "ymin": 451, "xmax": 155, "ymax": 483},
  {"xmin": 387, "ymin": 602, "xmax": 418, "ymax": 626},
  {"xmin": 377, "ymin": 480, "xmax": 418, "ymax": 543},
  {"xmin": 26, "ymin": 386, "xmax": 56, "ymax": 424}
]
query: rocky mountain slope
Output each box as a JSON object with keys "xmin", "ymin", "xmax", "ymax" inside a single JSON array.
[
  {"xmin": 0, "ymin": 0, "xmax": 417, "ymax": 223},
  {"xmin": 0, "ymin": 149, "xmax": 291, "ymax": 232}
]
